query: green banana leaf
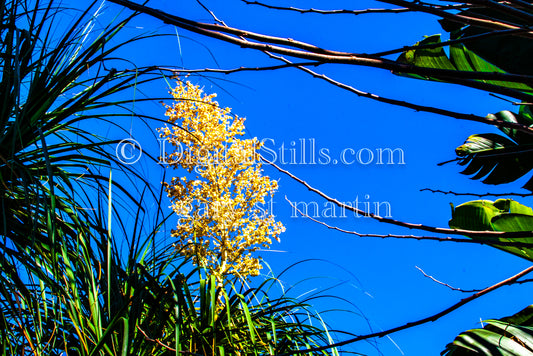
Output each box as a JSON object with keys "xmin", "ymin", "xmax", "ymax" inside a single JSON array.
[
  {"xmin": 488, "ymin": 110, "xmax": 533, "ymax": 145},
  {"xmin": 520, "ymin": 105, "xmax": 533, "ymax": 124},
  {"xmin": 449, "ymin": 199, "xmax": 533, "ymax": 261},
  {"xmin": 396, "ymin": 23, "xmax": 533, "ymax": 190},
  {"xmin": 450, "ymin": 109, "xmax": 533, "ymax": 191},
  {"xmin": 439, "ymin": 7, "xmax": 533, "ymax": 77},
  {"xmin": 395, "ymin": 5, "xmax": 533, "ymax": 190},
  {"xmin": 443, "ymin": 305, "xmax": 533, "ymax": 356},
  {"xmin": 396, "ymin": 35, "xmax": 533, "ymax": 92}
]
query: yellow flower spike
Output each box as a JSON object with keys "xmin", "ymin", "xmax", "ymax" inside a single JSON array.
[{"xmin": 159, "ymin": 81, "xmax": 284, "ymax": 281}]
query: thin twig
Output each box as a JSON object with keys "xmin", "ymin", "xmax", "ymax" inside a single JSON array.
[
  {"xmin": 144, "ymin": 62, "xmax": 322, "ymax": 75},
  {"xmin": 241, "ymin": 1, "xmax": 472, "ymax": 15},
  {"xmin": 109, "ymin": 0, "xmax": 351, "ymax": 56},
  {"xmin": 286, "ymin": 196, "xmax": 533, "ymax": 247},
  {"xmin": 108, "ymin": 0, "xmax": 533, "ymax": 102},
  {"xmin": 276, "ymin": 264, "xmax": 533, "ymax": 355},
  {"xmin": 420, "ymin": 188, "xmax": 533, "ymax": 197},
  {"xmin": 489, "ymin": 92, "xmax": 533, "ymax": 106},
  {"xmin": 196, "ymin": 0, "xmax": 227, "ymax": 26},
  {"xmin": 241, "ymin": 0, "xmax": 533, "ymax": 63},
  {"xmin": 378, "ymin": 0, "xmax": 533, "ymax": 35},
  {"xmin": 415, "ymin": 266, "xmax": 480, "ymax": 292},
  {"xmin": 262, "ymin": 154, "xmax": 533, "ymax": 238},
  {"xmin": 266, "ymin": 52, "xmax": 533, "ymax": 136},
  {"xmin": 468, "ymin": 0, "xmax": 533, "ymax": 22},
  {"xmin": 505, "ymin": 0, "xmax": 533, "ymax": 12},
  {"xmin": 136, "ymin": 325, "xmax": 177, "ymax": 353},
  {"xmin": 415, "ymin": 265, "xmax": 533, "ymax": 292},
  {"xmin": 241, "ymin": 1, "xmax": 413, "ymax": 15}
]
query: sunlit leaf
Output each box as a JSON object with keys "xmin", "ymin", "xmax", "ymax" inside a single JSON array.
[
  {"xmin": 443, "ymin": 305, "xmax": 533, "ymax": 356},
  {"xmin": 449, "ymin": 199, "xmax": 533, "ymax": 261}
]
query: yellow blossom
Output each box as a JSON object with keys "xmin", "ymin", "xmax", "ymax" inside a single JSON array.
[{"xmin": 159, "ymin": 81, "xmax": 284, "ymax": 281}]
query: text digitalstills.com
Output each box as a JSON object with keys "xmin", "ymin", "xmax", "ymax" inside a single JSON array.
[
  {"xmin": 116, "ymin": 137, "xmax": 406, "ymax": 166},
  {"xmin": 156, "ymin": 138, "xmax": 405, "ymax": 166}
]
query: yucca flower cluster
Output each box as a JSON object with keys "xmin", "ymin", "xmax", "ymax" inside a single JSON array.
[{"xmin": 159, "ymin": 81, "xmax": 284, "ymax": 280}]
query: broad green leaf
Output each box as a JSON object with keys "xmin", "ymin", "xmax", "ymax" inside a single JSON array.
[
  {"xmin": 451, "ymin": 328, "xmax": 533, "ymax": 356},
  {"xmin": 449, "ymin": 200, "xmax": 501, "ymax": 232},
  {"xmin": 396, "ymin": 34, "xmax": 533, "ymax": 92},
  {"xmin": 486, "ymin": 110, "xmax": 533, "ymax": 145},
  {"xmin": 450, "ymin": 44, "xmax": 531, "ymax": 91},
  {"xmin": 455, "ymin": 134, "xmax": 515, "ymax": 156},
  {"xmin": 443, "ymin": 305, "xmax": 533, "ymax": 356},
  {"xmin": 451, "ymin": 130, "xmax": 533, "ymax": 190},
  {"xmin": 491, "ymin": 214, "xmax": 533, "ymax": 260},
  {"xmin": 487, "ymin": 320, "xmax": 533, "ymax": 350},
  {"xmin": 449, "ymin": 199, "xmax": 533, "ymax": 262},
  {"xmin": 494, "ymin": 199, "xmax": 533, "ymax": 215},
  {"xmin": 502, "ymin": 305, "xmax": 533, "ymax": 326},
  {"xmin": 492, "ymin": 214, "xmax": 533, "ymax": 232},
  {"xmin": 440, "ymin": 7, "xmax": 533, "ymax": 76},
  {"xmin": 398, "ymin": 34, "xmax": 456, "ymax": 71},
  {"xmin": 520, "ymin": 105, "xmax": 533, "ymax": 124}
]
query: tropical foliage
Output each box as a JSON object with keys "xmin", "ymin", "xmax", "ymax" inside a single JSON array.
[
  {"xmin": 0, "ymin": 0, "xmax": 343, "ymax": 354},
  {"xmin": 395, "ymin": 6, "xmax": 533, "ymax": 191},
  {"xmin": 395, "ymin": 3, "xmax": 533, "ymax": 354},
  {"xmin": 449, "ymin": 199, "xmax": 533, "ymax": 261},
  {"xmin": 7, "ymin": 0, "xmax": 533, "ymax": 354},
  {"xmin": 442, "ymin": 305, "xmax": 533, "ymax": 356}
]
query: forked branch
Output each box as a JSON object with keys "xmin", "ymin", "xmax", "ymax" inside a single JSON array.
[{"xmin": 276, "ymin": 263, "xmax": 533, "ymax": 354}]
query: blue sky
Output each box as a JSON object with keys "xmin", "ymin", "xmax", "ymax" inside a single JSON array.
[{"xmin": 98, "ymin": 0, "xmax": 533, "ymax": 354}]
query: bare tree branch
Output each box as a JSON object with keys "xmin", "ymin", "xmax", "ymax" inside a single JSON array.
[
  {"xmin": 143, "ymin": 62, "xmax": 322, "ymax": 75},
  {"xmin": 109, "ymin": 0, "xmax": 350, "ymax": 55},
  {"xmin": 195, "ymin": 0, "xmax": 227, "ymax": 26},
  {"xmin": 241, "ymin": 1, "xmax": 477, "ymax": 15},
  {"xmin": 263, "ymin": 155, "xmax": 533, "ymax": 238},
  {"xmin": 275, "ymin": 263, "xmax": 533, "ymax": 355},
  {"xmin": 371, "ymin": 27, "xmax": 529, "ymax": 57},
  {"xmin": 415, "ymin": 265, "xmax": 533, "ymax": 292},
  {"xmin": 108, "ymin": 0, "xmax": 533, "ymax": 102},
  {"xmin": 489, "ymin": 92, "xmax": 533, "ymax": 106},
  {"xmin": 241, "ymin": 1, "xmax": 414, "ymax": 15},
  {"xmin": 420, "ymin": 188, "xmax": 533, "ymax": 197},
  {"xmin": 244, "ymin": 0, "xmax": 533, "ymax": 24},
  {"xmin": 468, "ymin": 0, "xmax": 533, "ymax": 22},
  {"xmin": 505, "ymin": 0, "xmax": 533, "ymax": 12},
  {"xmin": 286, "ymin": 196, "xmax": 533, "ymax": 247},
  {"xmin": 378, "ymin": 0, "xmax": 533, "ymax": 35},
  {"xmin": 265, "ymin": 53, "xmax": 533, "ymax": 135},
  {"xmin": 415, "ymin": 266, "xmax": 481, "ymax": 292}
]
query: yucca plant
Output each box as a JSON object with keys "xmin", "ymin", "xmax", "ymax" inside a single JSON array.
[
  {"xmin": 172, "ymin": 270, "xmax": 345, "ymax": 356},
  {"xmin": 0, "ymin": 1, "xmax": 351, "ymax": 354},
  {"xmin": 0, "ymin": 0, "xmax": 169, "ymax": 353}
]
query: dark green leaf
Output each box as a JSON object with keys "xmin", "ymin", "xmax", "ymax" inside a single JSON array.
[
  {"xmin": 451, "ymin": 131, "xmax": 533, "ymax": 190},
  {"xmin": 396, "ymin": 34, "xmax": 533, "ymax": 91}
]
